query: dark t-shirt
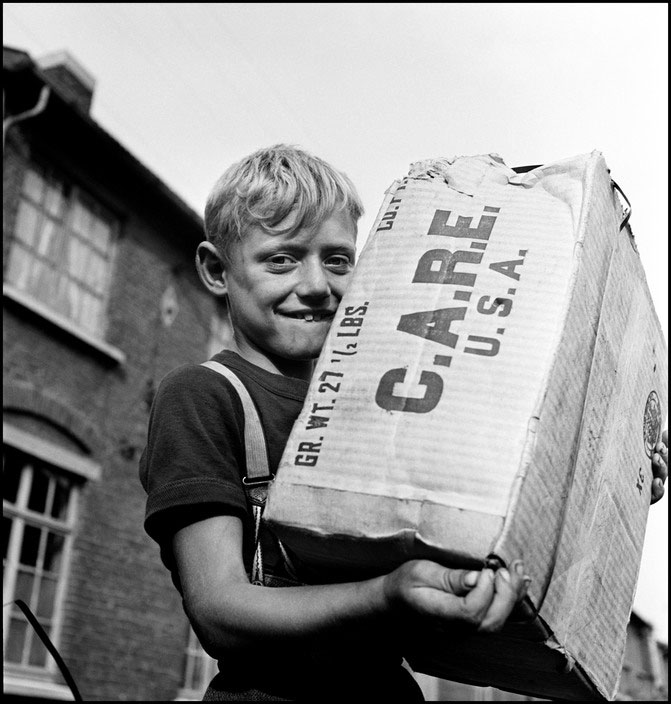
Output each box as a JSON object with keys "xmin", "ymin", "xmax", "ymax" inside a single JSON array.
[
  {"xmin": 139, "ymin": 350, "xmax": 423, "ymax": 701},
  {"xmin": 139, "ymin": 349, "xmax": 307, "ymax": 584}
]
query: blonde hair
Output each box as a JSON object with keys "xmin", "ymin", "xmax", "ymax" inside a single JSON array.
[{"xmin": 204, "ymin": 144, "xmax": 364, "ymax": 262}]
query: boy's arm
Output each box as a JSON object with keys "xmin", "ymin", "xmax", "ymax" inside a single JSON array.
[{"xmin": 173, "ymin": 514, "xmax": 528, "ymax": 658}]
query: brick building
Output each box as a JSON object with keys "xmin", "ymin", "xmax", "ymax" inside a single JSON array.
[
  {"xmin": 3, "ymin": 44, "xmax": 231, "ymax": 701},
  {"xmin": 3, "ymin": 44, "xmax": 667, "ymax": 702}
]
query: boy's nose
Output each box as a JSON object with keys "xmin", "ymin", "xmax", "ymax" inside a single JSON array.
[{"xmin": 296, "ymin": 261, "xmax": 331, "ymax": 300}]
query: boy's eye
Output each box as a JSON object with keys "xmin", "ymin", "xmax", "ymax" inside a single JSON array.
[
  {"xmin": 266, "ymin": 255, "xmax": 296, "ymax": 270},
  {"xmin": 324, "ymin": 255, "xmax": 353, "ymax": 272}
]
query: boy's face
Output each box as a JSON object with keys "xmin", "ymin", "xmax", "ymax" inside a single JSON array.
[{"xmin": 223, "ymin": 209, "xmax": 357, "ymax": 377}]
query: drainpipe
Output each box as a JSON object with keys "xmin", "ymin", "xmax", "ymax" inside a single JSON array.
[{"xmin": 3, "ymin": 83, "xmax": 50, "ymax": 152}]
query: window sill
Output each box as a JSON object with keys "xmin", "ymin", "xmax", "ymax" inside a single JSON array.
[
  {"xmin": 3, "ymin": 284, "xmax": 126, "ymax": 365},
  {"xmin": 3, "ymin": 670, "xmax": 76, "ymax": 700}
]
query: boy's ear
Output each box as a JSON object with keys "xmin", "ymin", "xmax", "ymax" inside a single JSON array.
[{"xmin": 195, "ymin": 242, "xmax": 228, "ymax": 297}]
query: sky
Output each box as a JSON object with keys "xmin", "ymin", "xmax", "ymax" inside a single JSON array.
[{"xmin": 3, "ymin": 3, "xmax": 668, "ymax": 641}]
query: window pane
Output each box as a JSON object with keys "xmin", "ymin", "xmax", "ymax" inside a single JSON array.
[
  {"xmin": 50, "ymin": 269, "xmax": 70, "ymax": 316},
  {"xmin": 5, "ymin": 617, "xmax": 28, "ymax": 664},
  {"xmin": 68, "ymin": 236, "xmax": 90, "ymax": 280},
  {"xmin": 37, "ymin": 575, "xmax": 58, "ymax": 619},
  {"xmin": 3, "ymin": 516, "xmax": 13, "ymax": 562},
  {"xmin": 44, "ymin": 182, "xmax": 64, "ymax": 217},
  {"xmin": 5, "ymin": 244, "xmax": 34, "ymax": 291},
  {"xmin": 91, "ymin": 216, "xmax": 112, "ymax": 253},
  {"xmin": 95, "ymin": 253, "xmax": 110, "ymax": 295},
  {"xmin": 34, "ymin": 218, "xmax": 53, "ymax": 256},
  {"xmin": 51, "ymin": 477, "xmax": 71, "ymax": 521},
  {"xmin": 33, "ymin": 266, "xmax": 70, "ymax": 320},
  {"xmin": 28, "ymin": 627, "xmax": 49, "ymax": 667},
  {"xmin": 4, "ymin": 450, "xmax": 23, "ymax": 504},
  {"xmin": 28, "ymin": 257, "xmax": 56, "ymax": 303},
  {"xmin": 28, "ymin": 465, "xmax": 51, "ymax": 514},
  {"xmin": 79, "ymin": 291, "xmax": 101, "ymax": 335},
  {"xmin": 15, "ymin": 568, "xmax": 35, "ymax": 605},
  {"xmin": 52, "ymin": 272, "xmax": 74, "ymax": 320},
  {"xmin": 35, "ymin": 218, "xmax": 64, "ymax": 263},
  {"xmin": 84, "ymin": 250, "xmax": 105, "ymax": 293},
  {"xmin": 44, "ymin": 532, "xmax": 65, "ymax": 573},
  {"xmin": 19, "ymin": 524, "xmax": 41, "ymax": 567},
  {"xmin": 71, "ymin": 200, "xmax": 91, "ymax": 237},
  {"xmin": 14, "ymin": 200, "xmax": 41, "ymax": 248},
  {"xmin": 22, "ymin": 169, "xmax": 45, "ymax": 202}
]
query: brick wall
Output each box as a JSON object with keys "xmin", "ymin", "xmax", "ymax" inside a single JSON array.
[{"xmin": 3, "ymin": 122, "xmax": 212, "ymax": 701}]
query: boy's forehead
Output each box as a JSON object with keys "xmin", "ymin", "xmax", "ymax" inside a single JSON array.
[
  {"xmin": 276, "ymin": 206, "xmax": 356, "ymax": 233},
  {"xmin": 245, "ymin": 208, "xmax": 357, "ymax": 244}
]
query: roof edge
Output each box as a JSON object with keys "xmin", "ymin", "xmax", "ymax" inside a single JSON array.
[{"xmin": 4, "ymin": 43, "xmax": 204, "ymax": 235}]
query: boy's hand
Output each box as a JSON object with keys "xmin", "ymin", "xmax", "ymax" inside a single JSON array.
[
  {"xmin": 383, "ymin": 558, "xmax": 529, "ymax": 634},
  {"xmin": 651, "ymin": 429, "xmax": 668, "ymax": 504}
]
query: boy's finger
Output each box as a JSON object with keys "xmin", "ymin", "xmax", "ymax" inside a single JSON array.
[
  {"xmin": 650, "ymin": 444, "xmax": 666, "ymax": 504},
  {"xmin": 462, "ymin": 568, "xmax": 496, "ymax": 620},
  {"xmin": 652, "ymin": 450, "xmax": 668, "ymax": 480},
  {"xmin": 476, "ymin": 567, "xmax": 528, "ymax": 632},
  {"xmin": 510, "ymin": 560, "xmax": 532, "ymax": 600},
  {"xmin": 651, "ymin": 477, "xmax": 665, "ymax": 504},
  {"xmin": 443, "ymin": 568, "xmax": 481, "ymax": 596}
]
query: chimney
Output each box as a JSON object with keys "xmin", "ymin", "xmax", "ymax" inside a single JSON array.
[{"xmin": 36, "ymin": 50, "xmax": 96, "ymax": 114}]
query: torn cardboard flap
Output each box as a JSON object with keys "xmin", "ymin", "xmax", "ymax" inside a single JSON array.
[{"xmin": 407, "ymin": 153, "xmax": 515, "ymax": 194}]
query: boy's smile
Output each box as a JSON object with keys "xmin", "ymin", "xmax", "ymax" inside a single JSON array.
[{"xmin": 222, "ymin": 209, "xmax": 357, "ymax": 378}]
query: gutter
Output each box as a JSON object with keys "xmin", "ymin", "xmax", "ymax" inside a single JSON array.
[{"xmin": 2, "ymin": 83, "xmax": 50, "ymax": 151}]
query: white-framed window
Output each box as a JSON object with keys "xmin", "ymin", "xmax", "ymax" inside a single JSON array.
[
  {"xmin": 3, "ymin": 445, "xmax": 78, "ymax": 669},
  {"xmin": 3, "ymin": 423, "xmax": 100, "ymax": 700},
  {"xmin": 5, "ymin": 163, "xmax": 118, "ymax": 339},
  {"xmin": 175, "ymin": 625, "xmax": 218, "ymax": 701}
]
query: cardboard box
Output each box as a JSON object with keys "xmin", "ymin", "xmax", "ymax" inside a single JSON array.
[{"xmin": 264, "ymin": 152, "xmax": 668, "ymax": 701}]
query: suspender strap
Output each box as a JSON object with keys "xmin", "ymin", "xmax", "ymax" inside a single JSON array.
[
  {"xmin": 201, "ymin": 360, "xmax": 274, "ymax": 585},
  {"xmin": 200, "ymin": 359, "xmax": 301, "ymax": 587},
  {"xmin": 201, "ymin": 360, "xmax": 273, "ymax": 485}
]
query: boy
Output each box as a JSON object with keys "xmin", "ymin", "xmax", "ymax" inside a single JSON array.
[{"xmin": 140, "ymin": 145, "xmax": 667, "ymax": 701}]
